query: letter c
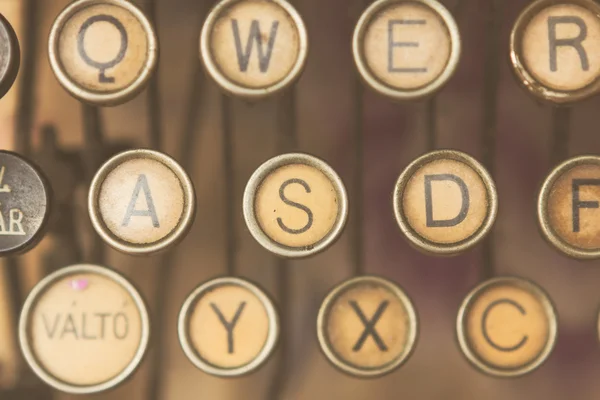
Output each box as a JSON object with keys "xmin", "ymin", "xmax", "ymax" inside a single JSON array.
[{"xmin": 481, "ymin": 298, "xmax": 528, "ymax": 352}]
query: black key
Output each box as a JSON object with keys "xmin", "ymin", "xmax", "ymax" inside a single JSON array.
[
  {"xmin": 0, "ymin": 13, "xmax": 20, "ymax": 99},
  {"xmin": 0, "ymin": 151, "xmax": 51, "ymax": 256}
]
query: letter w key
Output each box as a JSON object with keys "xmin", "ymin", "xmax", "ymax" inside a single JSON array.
[{"xmin": 231, "ymin": 19, "xmax": 280, "ymax": 72}]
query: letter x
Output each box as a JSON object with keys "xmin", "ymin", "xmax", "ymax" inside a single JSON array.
[{"xmin": 349, "ymin": 300, "xmax": 389, "ymax": 352}]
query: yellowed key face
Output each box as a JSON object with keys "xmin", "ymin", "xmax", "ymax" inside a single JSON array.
[
  {"xmin": 49, "ymin": 0, "xmax": 158, "ymax": 105},
  {"xmin": 353, "ymin": 0, "xmax": 460, "ymax": 100},
  {"xmin": 89, "ymin": 149, "xmax": 196, "ymax": 255},
  {"xmin": 19, "ymin": 265, "xmax": 150, "ymax": 394},
  {"xmin": 243, "ymin": 153, "xmax": 348, "ymax": 258},
  {"xmin": 393, "ymin": 150, "xmax": 497, "ymax": 255},
  {"xmin": 511, "ymin": 0, "xmax": 600, "ymax": 103},
  {"xmin": 457, "ymin": 277, "xmax": 557, "ymax": 377},
  {"xmin": 538, "ymin": 156, "xmax": 600, "ymax": 258},
  {"xmin": 178, "ymin": 277, "xmax": 279, "ymax": 376},
  {"xmin": 201, "ymin": 0, "xmax": 308, "ymax": 98},
  {"xmin": 317, "ymin": 276, "xmax": 417, "ymax": 377}
]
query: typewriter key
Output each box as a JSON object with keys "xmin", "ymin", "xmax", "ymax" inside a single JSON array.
[
  {"xmin": 48, "ymin": 0, "xmax": 158, "ymax": 106},
  {"xmin": 88, "ymin": 149, "xmax": 196, "ymax": 255},
  {"xmin": 19, "ymin": 264, "xmax": 150, "ymax": 394},
  {"xmin": 393, "ymin": 150, "xmax": 497, "ymax": 255},
  {"xmin": 178, "ymin": 277, "xmax": 279, "ymax": 377},
  {"xmin": 200, "ymin": 0, "xmax": 308, "ymax": 99},
  {"xmin": 243, "ymin": 153, "xmax": 348, "ymax": 258},
  {"xmin": 538, "ymin": 155, "xmax": 600, "ymax": 259},
  {"xmin": 457, "ymin": 277, "xmax": 557, "ymax": 377},
  {"xmin": 511, "ymin": 0, "xmax": 600, "ymax": 104},
  {"xmin": 0, "ymin": 151, "xmax": 51, "ymax": 256},
  {"xmin": 317, "ymin": 276, "xmax": 418, "ymax": 377},
  {"xmin": 0, "ymin": 14, "xmax": 20, "ymax": 99},
  {"xmin": 353, "ymin": 0, "xmax": 461, "ymax": 100}
]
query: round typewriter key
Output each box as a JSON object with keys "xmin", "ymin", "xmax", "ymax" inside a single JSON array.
[
  {"xmin": 200, "ymin": 0, "xmax": 308, "ymax": 99},
  {"xmin": 511, "ymin": 0, "xmax": 600, "ymax": 104},
  {"xmin": 317, "ymin": 276, "xmax": 418, "ymax": 378},
  {"xmin": 353, "ymin": 0, "xmax": 460, "ymax": 100},
  {"xmin": 538, "ymin": 155, "xmax": 600, "ymax": 259},
  {"xmin": 243, "ymin": 153, "xmax": 348, "ymax": 258},
  {"xmin": 178, "ymin": 277, "xmax": 279, "ymax": 377},
  {"xmin": 0, "ymin": 14, "xmax": 20, "ymax": 99},
  {"xmin": 393, "ymin": 150, "xmax": 498, "ymax": 255},
  {"xmin": 19, "ymin": 264, "xmax": 150, "ymax": 394},
  {"xmin": 48, "ymin": 0, "xmax": 158, "ymax": 106},
  {"xmin": 0, "ymin": 151, "xmax": 51, "ymax": 256},
  {"xmin": 456, "ymin": 277, "xmax": 557, "ymax": 377},
  {"xmin": 88, "ymin": 149, "xmax": 195, "ymax": 255}
]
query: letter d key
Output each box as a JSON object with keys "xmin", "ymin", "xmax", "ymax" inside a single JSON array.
[{"xmin": 393, "ymin": 150, "xmax": 498, "ymax": 255}]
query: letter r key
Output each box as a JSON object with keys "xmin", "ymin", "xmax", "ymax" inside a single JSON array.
[{"xmin": 511, "ymin": 0, "xmax": 600, "ymax": 103}]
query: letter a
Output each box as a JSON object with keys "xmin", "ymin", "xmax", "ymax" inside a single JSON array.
[{"xmin": 122, "ymin": 174, "xmax": 160, "ymax": 227}]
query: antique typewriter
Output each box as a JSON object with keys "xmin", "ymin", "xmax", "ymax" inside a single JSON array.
[{"xmin": 2, "ymin": 0, "xmax": 600, "ymax": 399}]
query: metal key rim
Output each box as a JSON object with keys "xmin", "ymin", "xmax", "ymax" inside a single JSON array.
[
  {"xmin": 18, "ymin": 264, "xmax": 151, "ymax": 394},
  {"xmin": 392, "ymin": 149, "xmax": 498, "ymax": 256},
  {"xmin": 456, "ymin": 276, "xmax": 558, "ymax": 378},
  {"xmin": 48, "ymin": 0, "xmax": 159, "ymax": 106},
  {"xmin": 177, "ymin": 276, "xmax": 280, "ymax": 377},
  {"xmin": 316, "ymin": 275, "xmax": 419, "ymax": 378},
  {"xmin": 352, "ymin": 0, "xmax": 461, "ymax": 101},
  {"xmin": 242, "ymin": 152, "xmax": 349, "ymax": 258},
  {"xmin": 510, "ymin": 0, "xmax": 600, "ymax": 105},
  {"xmin": 88, "ymin": 149, "xmax": 196, "ymax": 256},
  {"xmin": 200, "ymin": 0, "xmax": 309, "ymax": 99},
  {"xmin": 537, "ymin": 155, "xmax": 600, "ymax": 259}
]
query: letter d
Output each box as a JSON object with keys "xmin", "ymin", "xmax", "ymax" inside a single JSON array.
[{"xmin": 424, "ymin": 174, "xmax": 469, "ymax": 227}]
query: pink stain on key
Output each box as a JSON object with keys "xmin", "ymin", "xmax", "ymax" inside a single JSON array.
[{"xmin": 68, "ymin": 278, "xmax": 89, "ymax": 291}]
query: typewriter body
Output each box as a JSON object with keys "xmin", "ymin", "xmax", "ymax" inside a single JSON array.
[{"xmin": 2, "ymin": 0, "xmax": 600, "ymax": 399}]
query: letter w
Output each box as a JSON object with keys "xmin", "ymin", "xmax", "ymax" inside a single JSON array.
[{"xmin": 231, "ymin": 19, "xmax": 279, "ymax": 73}]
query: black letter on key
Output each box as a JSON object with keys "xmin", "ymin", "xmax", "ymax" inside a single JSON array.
[
  {"xmin": 211, "ymin": 302, "xmax": 247, "ymax": 354},
  {"xmin": 78, "ymin": 15, "xmax": 128, "ymax": 83},
  {"xmin": 482, "ymin": 298, "xmax": 528, "ymax": 352},
  {"xmin": 350, "ymin": 300, "xmax": 389, "ymax": 352},
  {"xmin": 424, "ymin": 174, "xmax": 469, "ymax": 227},
  {"xmin": 122, "ymin": 174, "xmax": 160, "ymax": 228},
  {"xmin": 232, "ymin": 19, "xmax": 279, "ymax": 73},
  {"xmin": 548, "ymin": 16, "xmax": 589, "ymax": 72},
  {"xmin": 277, "ymin": 178, "xmax": 314, "ymax": 234},
  {"xmin": 388, "ymin": 19, "xmax": 427, "ymax": 73},
  {"xmin": 572, "ymin": 179, "xmax": 600, "ymax": 232}
]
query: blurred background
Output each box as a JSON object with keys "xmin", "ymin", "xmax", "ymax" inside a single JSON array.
[{"xmin": 2, "ymin": 0, "xmax": 600, "ymax": 399}]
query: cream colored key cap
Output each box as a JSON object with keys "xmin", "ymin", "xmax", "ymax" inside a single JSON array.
[
  {"xmin": 243, "ymin": 153, "xmax": 348, "ymax": 258},
  {"xmin": 393, "ymin": 150, "xmax": 498, "ymax": 255},
  {"xmin": 457, "ymin": 277, "xmax": 557, "ymax": 377},
  {"xmin": 353, "ymin": 0, "xmax": 461, "ymax": 100},
  {"xmin": 178, "ymin": 277, "xmax": 279, "ymax": 377},
  {"xmin": 49, "ymin": 0, "xmax": 158, "ymax": 106},
  {"xmin": 19, "ymin": 264, "xmax": 150, "ymax": 394},
  {"xmin": 538, "ymin": 155, "xmax": 600, "ymax": 259},
  {"xmin": 511, "ymin": 0, "xmax": 600, "ymax": 103},
  {"xmin": 317, "ymin": 276, "xmax": 418, "ymax": 377},
  {"xmin": 200, "ymin": 0, "xmax": 308, "ymax": 98},
  {"xmin": 88, "ymin": 149, "xmax": 196, "ymax": 255}
]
